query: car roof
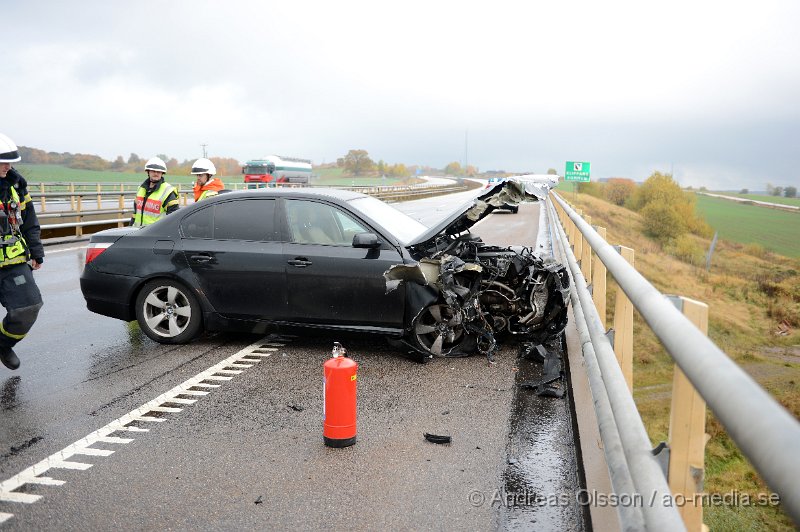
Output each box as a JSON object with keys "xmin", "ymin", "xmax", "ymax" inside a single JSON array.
[{"xmin": 207, "ymin": 187, "xmax": 369, "ymax": 203}]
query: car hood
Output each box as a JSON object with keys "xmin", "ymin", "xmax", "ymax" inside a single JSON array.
[{"xmin": 407, "ymin": 178, "xmax": 548, "ymax": 246}]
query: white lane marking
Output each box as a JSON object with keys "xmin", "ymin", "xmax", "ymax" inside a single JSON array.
[
  {"xmin": 18, "ymin": 476, "xmax": 64, "ymax": 486},
  {"xmin": 0, "ymin": 336, "xmax": 285, "ymax": 524},
  {"xmin": 72, "ymin": 448, "xmax": 115, "ymax": 457},
  {"xmin": 130, "ymin": 416, "xmax": 165, "ymax": 423},
  {"xmin": 0, "ymin": 492, "xmax": 40, "ymax": 504},
  {"xmin": 96, "ymin": 436, "xmax": 133, "ymax": 444},
  {"xmin": 164, "ymin": 397, "xmax": 197, "ymax": 405}
]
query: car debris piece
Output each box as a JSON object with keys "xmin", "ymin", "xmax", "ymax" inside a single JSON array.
[
  {"xmin": 424, "ymin": 433, "xmax": 452, "ymax": 444},
  {"xmin": 519, "ymin": 342, "xmax": 565, "ymax": 398}
]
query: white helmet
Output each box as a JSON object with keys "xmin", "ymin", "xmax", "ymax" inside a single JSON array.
[
  {"xmin": 0, "ymin": 133, "xmax": 21, "ymax": 163},
  {"xmin": 191, "ymin": 158, "xmax": 216, "ymax": 175},
  {"xmin": 144, "ymin": 157, "xmax": 167, "ymax": 173}
]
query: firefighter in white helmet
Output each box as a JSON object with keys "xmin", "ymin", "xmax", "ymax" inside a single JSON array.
[
  {"xmin": 0, "ymin": 133, "xmax": 44, "ymax": 371},
  {"xmin": 191, "ymin": 158, "xmax": 224, "ymax": 202},
  {"xmin": 132, "ymin": 157, "xmax": 180, "ymax": 226}
]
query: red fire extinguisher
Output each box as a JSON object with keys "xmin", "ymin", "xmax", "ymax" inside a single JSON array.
[{"xmin": 323, "ymin": 342, "xmax": 358, "ymax": 447}]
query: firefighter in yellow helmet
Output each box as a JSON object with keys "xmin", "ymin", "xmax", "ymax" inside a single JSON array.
[
  {"xmin": 191, "ymin": 158, "xmax": 224, "ymax": 202},
  {"xmin": 0, "ymin": 133, "xmax": 44, "ymax": 371},
  {"xmin": 132, "ymin": 157, "xmax": 180, "ymax": 226}
]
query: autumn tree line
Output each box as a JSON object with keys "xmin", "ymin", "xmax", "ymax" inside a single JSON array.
[
  {"xmin": 576, "ymin": 173, "xmax": 715, "ymax": 265},
  {"xmin": 335, "ymin": 149, "xmax": 480, "ymax": 178},
  {"xmin": 17, "ymin": 145, "xmax": 483, "ymax": 179},
  {"xmin": 18, "ymin": 146, "xmax": 242, "ymax": 176}
]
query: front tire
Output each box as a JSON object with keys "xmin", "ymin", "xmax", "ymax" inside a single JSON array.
[
  {"xmin": 135, "ymin": 279, "xmax": 202, "ymax": 344},
  {"xmin": 410, "ymin": 303, "xmax": 472, "ymax": 357}
]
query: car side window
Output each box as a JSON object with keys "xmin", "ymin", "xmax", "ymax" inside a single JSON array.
[
  {"xmin": 181, "ymin": 206, "xmax": 214, "ymax": 239},
  {"xmin": 181, "ymin": 199, "xmax": 277, "ymax": 241},
  {"xmin": 214, "ymin": 199, "xmax": 277, "ymax": 241},
  {"xmin": 285, "ymin": 200, "xmax": 368, "ymax": 246}
]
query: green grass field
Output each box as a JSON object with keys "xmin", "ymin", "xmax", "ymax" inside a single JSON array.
[
  {"xmin": 715, "ymin": 191, "xmax": 800, "ymax": 207},
  {"xmin": 16, "ymin": 163, "xmax": 411, "ymax": 188},
  {"xmin": 16, "ymin": 164, "xmax": 208, "ymax": 186},
  {"xmin": 695, "ymin": 194, "xmax": 800, "ymax": 257}
]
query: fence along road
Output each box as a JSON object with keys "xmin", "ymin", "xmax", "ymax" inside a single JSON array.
[{"xmin": 550, "ymin": 191, "xmax": 800, "ymax": 530}]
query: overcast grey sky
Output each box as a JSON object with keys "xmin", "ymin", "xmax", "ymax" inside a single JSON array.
[{"xmin": 5, "ymin": 1, "xmax": 799, "ymax": 190}]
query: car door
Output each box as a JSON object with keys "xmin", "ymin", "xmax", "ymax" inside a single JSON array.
[
  {"xmin": 281, "ymin": 198, "xmax": 405, "ymax": 329},
  {"xmin": 180, "ymin": 198, "xmax": 287, "ymax": 320}
]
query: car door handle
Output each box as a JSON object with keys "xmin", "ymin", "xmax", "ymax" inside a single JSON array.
[
  {"xmin": 190, "ymin": 254, "xmax": 213, "ymax": 263},
  {"xmin": 287, "ymin": 258, "xmax": 312, "ymax": 267}
]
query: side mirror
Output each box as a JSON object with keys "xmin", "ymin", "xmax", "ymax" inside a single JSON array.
[{"xmin": 352, "ymin": 232, "xmax": 382, "ymax": 249}]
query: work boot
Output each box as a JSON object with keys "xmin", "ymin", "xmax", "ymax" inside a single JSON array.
[{"xmin": 0, "ymin": 346, "xmax": 20, "ymax": 370}]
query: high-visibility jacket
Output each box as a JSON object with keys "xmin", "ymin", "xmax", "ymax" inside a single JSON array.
[
  {"xmin": 0, "ymin": 169, "xmax": 43, "ymax": 269},
  {"xmin": 0, "ymin": 187, "xmax": 30, "ymax": 267},
  {"xmin": 133, "ymin": 180, "xmax": 179, "ymax": 226},
  {"xmin": 193, "ymin": 177, "xmax": 225, "ymax": 202}
]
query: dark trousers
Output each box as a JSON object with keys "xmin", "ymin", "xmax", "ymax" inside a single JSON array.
[{"xmin": 0, "ymin": 263, "xmax": 43, "ymax": 348}]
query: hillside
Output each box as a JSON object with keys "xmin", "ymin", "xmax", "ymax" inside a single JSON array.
[{"xmin": 564, "ymin": 192, "xmax": 799, "ymax": 530}]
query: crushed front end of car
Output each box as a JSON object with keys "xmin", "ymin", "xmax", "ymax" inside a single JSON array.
[{"xmin": 386, "ymin": 179, "xmax": 570, "ymax": 360}]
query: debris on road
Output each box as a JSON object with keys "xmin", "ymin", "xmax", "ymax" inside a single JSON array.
[{"xmin": 424, "ymin": 433, "xmax": 452, "ymax": 445}]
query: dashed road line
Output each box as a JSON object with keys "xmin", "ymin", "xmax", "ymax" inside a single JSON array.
[{"xmin": 0, "ymin": 336, "xmax": 288, "ymax": 525}]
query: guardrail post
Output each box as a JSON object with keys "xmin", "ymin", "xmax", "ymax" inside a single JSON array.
[
  {"xmin": 613, "ymin": 245, "xmax": 634, "ymax": 391},
  {"xmin": 39, "ymin": 183, "xmax": 47, "ymax": 213},
  {"xmin": 96, "ymin": 183, "xmax": 102, "ymax": 210},
  {"xmin": 592, "ymin": 226, "xmax": 607, "ymax": 328},
  {"xmin": 667, "ymin": 295, "xmax": 709, "ymax": 532},
  {"xmin": 581, "ymin": 215, "xmax": 592, "ymax": 280},
  {"xmin": 567, "ymin": 204, "xmax": 576, "ymax": 244},
  {"xmin": 574, "ymin": 209, "xmax": 583, "ymax": 260},
  {"xmin": 118, "ymin": 185, "xmax": 126, "ymax": 228},
  {"xmin": 75, "ymin": 195, "xmax": 83, "ymax": 237},
  {"xmin": 69, "ymin": 183, "xmax": 76, "ymax": 211}
]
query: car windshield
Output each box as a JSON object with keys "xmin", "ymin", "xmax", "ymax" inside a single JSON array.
[{"xmin": 348, "ymin": 196, "xmax": 428, "ymax": 244}]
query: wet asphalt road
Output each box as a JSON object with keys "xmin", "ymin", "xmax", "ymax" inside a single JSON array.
[{"xmin": 0, "ymin": 197, "xmax": 585, "ymax": 530}]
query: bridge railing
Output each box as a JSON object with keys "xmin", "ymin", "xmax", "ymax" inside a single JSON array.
[{"xmin": 548, "ymin": 191, "xmax": 800, "ymax": 531}]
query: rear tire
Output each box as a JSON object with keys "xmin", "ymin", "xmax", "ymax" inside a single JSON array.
[{"xmin": 135, "ymin": 279, "xmax": 202, "ymax": 344}]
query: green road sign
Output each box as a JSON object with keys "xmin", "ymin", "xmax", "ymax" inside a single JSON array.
[{"xmin": 565, "ymin": 161, "xmax": 591, "ymax": 182}]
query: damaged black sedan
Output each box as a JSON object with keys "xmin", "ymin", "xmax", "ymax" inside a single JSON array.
[{"xmin": 80, "ymin": 180, "xmax": 569, "ymax": 359}]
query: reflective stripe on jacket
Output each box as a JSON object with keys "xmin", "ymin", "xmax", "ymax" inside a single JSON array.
[
  {"xmin": 133, "ymin": 182, "xmax": 178, "ymax": 226},
  {"xmin": 0, "ymin": 187, "xmax": 30, "ymax": 267},
  {"xmin": 193, "ymin": 177, "xmax": 225, "ymax": 202}
]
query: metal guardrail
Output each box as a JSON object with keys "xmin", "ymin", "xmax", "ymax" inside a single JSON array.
[
  {"xmin": 547, "ymin": 195, "xmax": 683, "ymax": 531},
  {"xmin": 549, "ymin": 191, "xmax": 800, "ymax": 529}
]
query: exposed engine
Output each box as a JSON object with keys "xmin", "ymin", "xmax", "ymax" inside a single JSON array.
[{"xmin": 386, "ymin": 233, "xmax": 570, "ymax": 360}]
